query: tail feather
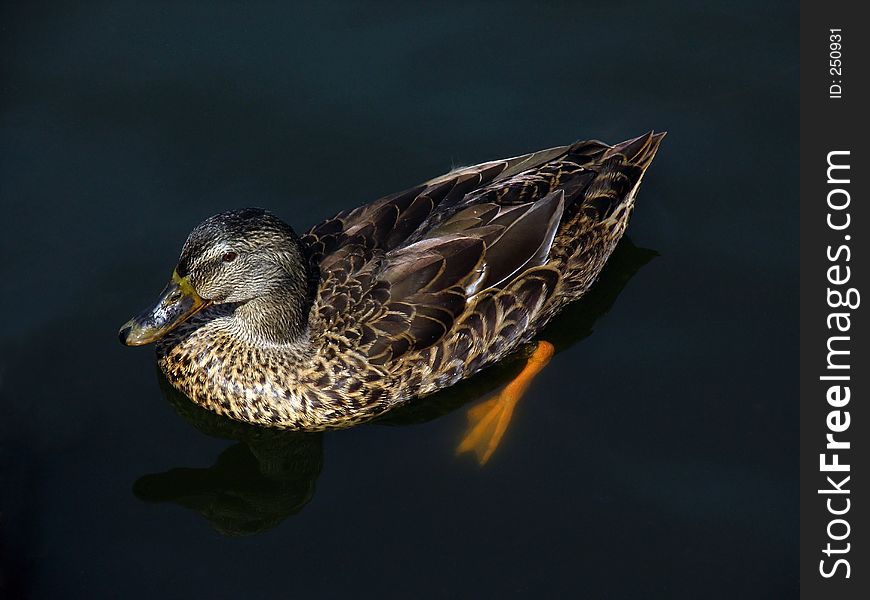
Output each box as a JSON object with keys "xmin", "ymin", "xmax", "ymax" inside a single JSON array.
[
  {"xmin": 605, "ymin": 131, "xmax": 666, "ymax": 170},
  {"xmin": 574, "ymin": 131, "xmax": 665, "ymax": 222}
]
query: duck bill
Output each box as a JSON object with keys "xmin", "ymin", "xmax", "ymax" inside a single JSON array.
[{"xmin": 119, "ymin": 271, "xmax": 210, "ymax": 346}]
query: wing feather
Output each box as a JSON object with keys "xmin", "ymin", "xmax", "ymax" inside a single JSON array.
[{"xmin": 301, "ymin": 139, "xmax": 616, "ymax": 364}]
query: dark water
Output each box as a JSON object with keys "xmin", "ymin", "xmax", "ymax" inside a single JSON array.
[{"xmin": 1, "ymin": 1, "xmax": 797, "ymax": 598}]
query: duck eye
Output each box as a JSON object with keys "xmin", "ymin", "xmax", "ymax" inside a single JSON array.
[{"xmin": 222, "ymin": 251, "xmax": 238, "ymax": 263}]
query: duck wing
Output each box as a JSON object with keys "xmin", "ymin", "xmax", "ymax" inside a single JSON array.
[
  {"xmin": 301, "ymin": 134, "xmax": 660, "ymax": 365},
  {"xmin": 301, "ymin": 143, "xmax": 574, "ymax": 263}
]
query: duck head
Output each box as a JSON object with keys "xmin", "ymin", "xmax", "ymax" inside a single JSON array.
[{"xmin": 119, "ymin": 208, "xmax": 310, "ymax": 346}]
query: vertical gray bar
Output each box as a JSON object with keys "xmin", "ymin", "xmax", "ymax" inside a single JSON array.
[{"xmin": 800, "ymin": 1, "xmax": 867, "ymax": 598}]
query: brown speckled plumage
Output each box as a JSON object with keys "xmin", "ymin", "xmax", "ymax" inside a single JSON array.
[{"xmin": 150, "ymin": 133, "xmax": 664, "ymax": 430}]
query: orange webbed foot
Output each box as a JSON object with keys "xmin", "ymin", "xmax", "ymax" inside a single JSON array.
[{"xmin": 456, "ymin": 341, "xmax": 555, "ymax": 465}]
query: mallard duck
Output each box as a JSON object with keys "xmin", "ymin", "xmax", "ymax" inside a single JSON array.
[{"xmin": 120, "ymin": 132, "xmax": 664, "ymax": 440}]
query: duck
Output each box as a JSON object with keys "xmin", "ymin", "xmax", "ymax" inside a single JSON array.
[{"xmin": 120, "ymin": 132, "xmax": 665, "ymax": 449}]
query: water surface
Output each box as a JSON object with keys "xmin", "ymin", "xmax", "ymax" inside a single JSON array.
[{"xmin": 1, "ymin": 1, "xmax": 797, "ymax": 597}]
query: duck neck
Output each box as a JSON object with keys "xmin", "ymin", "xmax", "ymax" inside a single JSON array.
[
  {"xmin": 232, "ymin": 251, "xmax": 314, "ymax": 347},
  {"xmin": 233, "ymin": 293, "xmax": 307, "ymax": 346}
]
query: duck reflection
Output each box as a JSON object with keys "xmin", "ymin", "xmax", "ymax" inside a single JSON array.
[
  {"xmin": 133, "ymin": 238, "xmax": 656, "ymax": 536},
  {"xmin": 133, "ymin": 383, "xmax": 323, "ymax": 536}
]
